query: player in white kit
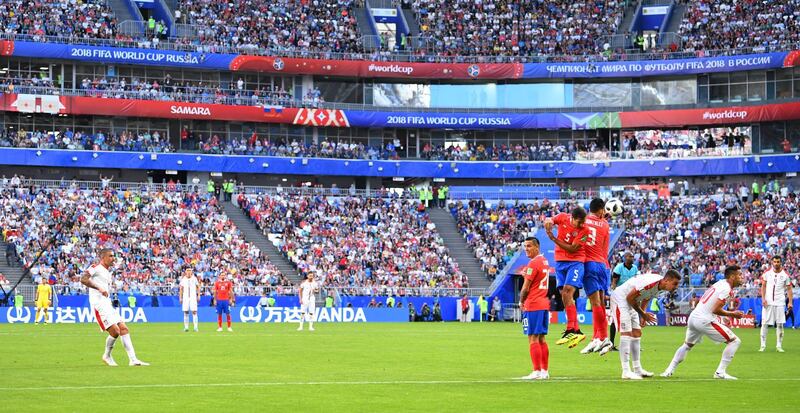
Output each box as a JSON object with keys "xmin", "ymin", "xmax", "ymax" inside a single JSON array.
[
  {"xmin": 81, "ymin": 248, "xmax": 149, "ymax": 366},
  {"xmin": 661, "ymin": 265, "xmax": 744, "ymax": 380},
  {"xmin": 610, "ymin": 270, "xmax": 681, "ymax": 380},
  {"xmin": 760, "ymin": 256, "xmax": 793, "ymax": 352},
  {"xmin": 179, "ymin": 268, "xmax": 201, "ymax": 332},
  {"xmin": 298, "ymin": 273, "xmax": 319, "ymax": 331}
]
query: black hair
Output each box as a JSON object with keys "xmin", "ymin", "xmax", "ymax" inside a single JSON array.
[
  {"xmin": 571, "ymin": 206, "xmax": 587, "ymax": 220},
  {"xmin": 589, "ymin": 198, "xmax": 606, "ymax": 213},
  {"xmin": 724, "ymin": 265, "xmax": 741, "ymax": 278},
  {"xmin": 524, "ymin": 236, "xmax": 539, "ymax": 246}
]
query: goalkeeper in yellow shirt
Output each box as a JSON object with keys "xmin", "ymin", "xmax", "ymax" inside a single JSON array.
[{"xmin": 35, "ymin": 278, "xmax": 52, "ymax": 324}]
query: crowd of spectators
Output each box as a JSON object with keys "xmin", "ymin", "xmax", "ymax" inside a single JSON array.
[
  {"xmin": 411, "ymin": 0, "xmax": 625, "ymax": 58},
  {"xmin": 0, "ymin": 0, "xmax": 118, "ymax": 41},
  {"xmin": 238, "ymin": 193, "xmax": 468, "ymax": 293},
  {"xmin": 172, "ymin": 0, "xmax": 363, "ymax": 55},
  {"xmin": 678, "ymin": 0, "xmax": 800, "ymax": 52},
  {"xmin": 0, "ymin": 128, "xmax": 174, "ymax": 153},
  {"xmin": 421, "ymin": 142, "xmax": 578, "ymax": 161},
  {"xmin": 0, "ymin": 182, "xmax": 288, "ymax": 294},
  {"xmin": 2, "ymin": 0, "xmax": 800, "ymax": 61},
  {"xmin": 198, "ymin": 135, "xmax": 397, "ymax": 159}
]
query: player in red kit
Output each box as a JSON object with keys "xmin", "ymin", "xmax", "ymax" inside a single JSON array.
[
  {"xmin": 519, "ymin": 237, "xmax": 551, "ymax": 380},
  {"xmin": 214, "ymin": 271, "xmax": 235, "ymax": 332},
  {"xmin": 580, "ymin": 198, "xmax": 613, "ymax": 354},
  {"xmin": 544, "ymin": 206, "xmax": 589, "ymax": 348}
]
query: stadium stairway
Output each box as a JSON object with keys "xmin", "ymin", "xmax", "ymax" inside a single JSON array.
[
  {"xmin": 611, "ymin": 0, "xmax": 640, "ymax": 49},
  {"xmin": 0, "ymin": 242, "xmax": 34, "ymax": 305},
  {"xmin": 108, "ymin": 0, "xmax": 144, "ymax": 36},
  {"xmin": 427, "ymin": 208, "xmax": 493, "ymax": 293},
  {"xmin": 401, "ymin": 7, "xmax": 421, "ymax": 37},
  {"xmin": 354, "ymin": 7, "xmax": 380, "ymax": 51},
  {"xmin": 663, "ymin": 3, "xmax": 687, "ymax": 44},
  {"xmin": 220, "ymin": 200, "xmax": 304, "ymax": 284}
]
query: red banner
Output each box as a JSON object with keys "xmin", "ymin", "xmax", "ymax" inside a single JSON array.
[
  {"xmin": 730, "ymin": 314, "xmax": 756, "ymax": 329},
  {"xmin": 228, "ymin": 56, "xmax": 523, "ymax": 80},
  {"xmin": 619, "ymin": 102, "xmax": 800, "ymax": 128}
]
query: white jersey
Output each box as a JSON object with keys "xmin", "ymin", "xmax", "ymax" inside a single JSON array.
[
  {"xmin": 691, "ymin": 279, "xmax": 734, "ymax": 323},
  {"xmin": 762, "ymin": 268, "xmax": 791, "ymax": 306},
  {"xmin": 611, "ymin": 273, "xmax": 663, "ymax": 308},
  {"xmin": 86, "ymin": 263, "xmax": 113, "ymax": 305},
  {"xmin": 300, "ymin": 280, "xmax": 318, "ymax": 305},
  {"xmin": 180, "ymin": 276, "xmax": 199, "ymax": 301}
]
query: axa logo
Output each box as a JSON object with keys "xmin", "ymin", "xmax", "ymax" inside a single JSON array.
[
  {"xmin": 11, "ymin": 94, "xmax": 66, "ymax": 114},
  {"xmin": 6, "ymin": 307, "xmax": 31, "ymax": 323}
]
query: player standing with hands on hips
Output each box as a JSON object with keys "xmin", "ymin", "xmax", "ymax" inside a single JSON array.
[
  {"xmin": 760, "ymin": 256, "xmax": 793, "ymax": 352},
  {"xmin": 81, "ymin": 248, "xmax": 149, "ymax": 366},
  {"xmin": 518, "ymin": 237, "xmax": 551, "ymax": 380},
  {"xmin": 179, "ymin": 268, "xmax": 201, "ymax": 332},
  {"xmin": 298, "ymin": 273, "xmax": 319, "ymax": 331},
  {"xmin": 214, "ymin": 270, "xmax": 235, "ymax": 332}
]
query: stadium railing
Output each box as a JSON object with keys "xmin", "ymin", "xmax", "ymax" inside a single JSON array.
[
  {"xmin": 1, "ymin": 33, "xmax": 798, "ymax": 65},
  {"xmin": 45, "ymin": 284, "xmax": 488, "ymax": 298}
]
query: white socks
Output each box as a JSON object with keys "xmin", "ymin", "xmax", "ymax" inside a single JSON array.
[
  {"xmin": 761, "ymin": 323, "xmax": 768, "ymax": 348},
  {"xmin": 777, "ymin": 324, "xmax": 784, "ymax": 348},
  {"xmin": 630, "ymin": 337, "xmax": 642, "ymax": 370},
  {"xmin": 717, "ymin": 338, "xmax": 741, "ymax": 375},
  {"xmin": 183, "ymin": 313, "xmax": 189, "ymax": 330},
  {"xmin": 120, "ymin": 333, "xmax": 137, "ymax": 362},
  {"xmin": 104, "ymin": 336, "xmax": 117, "ymax": 357},
  {"xmin": 666, "ymin": 343, "xmax": 692, "ymax": 373},
  {"xmin": 193, "ymin": 313, "xmax": 199, "ymax": 330},
  {"xmin": 619, "ymin": 336, "xmax": 632, "ymax": 373}
]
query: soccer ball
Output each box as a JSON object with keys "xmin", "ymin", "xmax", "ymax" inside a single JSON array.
[{"xmin": 605, "ymin": 198, "xmax": 624, "ymax": 217}]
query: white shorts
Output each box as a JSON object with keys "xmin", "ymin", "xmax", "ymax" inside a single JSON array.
[
  {"xmin": 611, "ymin": 299, "xmax": 640, "ymax": 333},
  {"xmin": 762, "ymin": 305, "xmax": 786, "ymax": 325},
  {"xmin": 182, "ymin": 299, "xmax": 198, "ymax": 312},
  {"xmin": 91, "ymin": 298, "xmax": 122, "ymax": 331},
  {"xmin": 301, "ymin": 303, "xmax": 316, "ymax": 316},
  {"xmin": 685, "ymin": 315, "xmax": 737, "ymax": 344}
]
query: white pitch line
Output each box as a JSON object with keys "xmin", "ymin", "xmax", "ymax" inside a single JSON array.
[{"xmin": 6, "ymin": 377, "xmax": 800, "ymax": 392}]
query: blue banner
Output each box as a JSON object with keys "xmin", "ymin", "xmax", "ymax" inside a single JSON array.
[
  {"xmin": 11, "ymin": 41, "xmax": 234, "ymax": 70},
  {"xmin": 0, "ymin": 306, "xmax": 407, "ymax": 323},
  {"xmin": 345, "ymin": 111, "xmax": 603, "ymax": 130},
  {"xmin": 523, "ymin": 52, "xmax": 788, "ymax": 78},
  {"xmin": 2, "ymin": 148, "xmax": 800, "ymax": 180}
]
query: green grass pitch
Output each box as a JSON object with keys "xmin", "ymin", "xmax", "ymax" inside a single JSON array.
[{"xmin": 1, "ymin": 322, "xmax": 796, "ymax": 412}]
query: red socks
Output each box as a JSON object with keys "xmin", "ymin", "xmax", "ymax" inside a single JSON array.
[
  {"xmin": 529, "ymin": 342, "xmax": 550, "ymax": 371},
  {"xmin": 217, "ymin": 315, "xmax": 222, "ymax": 328},
  {"xmin": 540, "ymin": 342, "xmax": 549, "ymax": 370},
  {"xmin": 592, "ymin": 306, "xmax": 607, "ymax": 340},
  {"xmin": 227, "ymin": 315, "xmax": 232, "ymax": 328},
  {"xmin": 529, "ymin": 342, "xmax": 541, "ymax": 371},
  {"xmin": 565, "ymin": 305, "xmax": 578, "ymax": 331}
]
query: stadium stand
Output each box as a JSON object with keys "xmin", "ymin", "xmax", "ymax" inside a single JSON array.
[
  {"xmin": 237, "ymin": 192, "xmax": 469, "ymax": 293},
  {"xmin": 0, "ymin": 183, "xmax": 288, "ymax": 294},
  {"xmin": 0, "ymin": 0, "xmax": 119, "ymax": 40}
]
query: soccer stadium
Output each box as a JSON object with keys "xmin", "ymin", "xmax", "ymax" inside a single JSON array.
[{"xmin": 0, "ymin": 0, "xmax": 799, "ymax": 411}]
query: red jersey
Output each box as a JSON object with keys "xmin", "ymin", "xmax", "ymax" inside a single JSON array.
[
  {"xmin": 583, "ymin": 214, "xmax": 610, "ymax": 267},
  {"xmin": 523, "ymin": 255, "xmax": 551, "ymax": 311},
  {"xmin": 552, "ymin": 213, "xmax": 588, "ymax": 262},
  {"xmin": 214, "ymin": 280, "xmax": 234, "ymax": 301}
]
